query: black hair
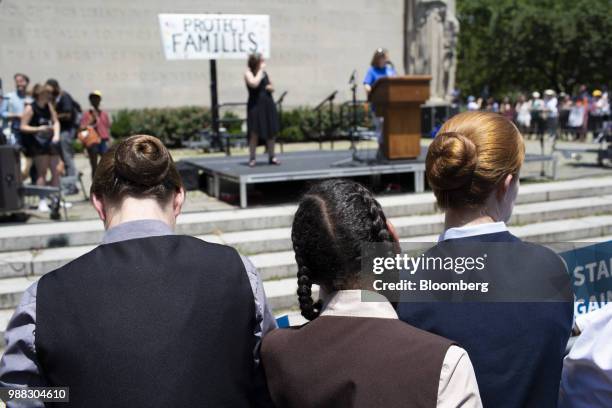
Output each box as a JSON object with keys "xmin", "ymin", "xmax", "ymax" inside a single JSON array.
[
  {"xmin": 292, "ymin": 179, "xmax": 395, "ymax": 320},
  {"xmin": 89, "ymin": 94, "xmax": 101, "ymax": 105},
  {"xmin": 247, "ymin": 53, "xmax": 263, "ymax": 75},
  {"xmin": 91, "ymin": 135, "xmax": 183, "ymax": 205},
  {"xmin": 45, "ymin": 78, "xmax": 60, "ymax": 92}
]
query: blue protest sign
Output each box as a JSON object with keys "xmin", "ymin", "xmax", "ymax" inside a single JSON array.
[{"xmin": 560, "ymin": 241, "xmax": 612, "ymax": 315}]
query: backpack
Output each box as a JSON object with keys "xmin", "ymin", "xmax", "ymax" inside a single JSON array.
[{"xmin": 66, "ymin": 93, "xmax": 83, "ymax": 127}]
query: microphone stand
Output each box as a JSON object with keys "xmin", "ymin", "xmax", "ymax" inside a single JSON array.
[
  {"xmin": 332, "ymin": 70, "xmax": 366, "ymax": 167},
  {"xmin": 348, "ymin": 70, "xmax": 358, "ymax": 151},
  {"xmin": 314, "ymin": 91, "xmax": 338, "ymax": 150}
]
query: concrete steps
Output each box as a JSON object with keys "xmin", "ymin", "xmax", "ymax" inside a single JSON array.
[
  {"xmin": 3, "ymin": 177, "xmax": 612, "ymax": 252},
  {"xmin": 3, "ymin": 194, "xmax": 611, "ymax": 280},
  {"xmin": 0, "ymin": 277, "xmax": 36, "ymax": 309},
  {"xmin": 1, "ymin": 175, "xmax": 612, "ymax": 333},
  {"xmin": 3, "ymin": 195, "xmax": 612, "ymax": 280},
  {"xmin": 1, "ymin": 213, "xmax": 612, "ymax": 311}
]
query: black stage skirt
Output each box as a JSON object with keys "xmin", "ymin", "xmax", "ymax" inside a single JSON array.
[{"xmin": 246, "ymin": 72, "xmax": 279, "ymax": 145}]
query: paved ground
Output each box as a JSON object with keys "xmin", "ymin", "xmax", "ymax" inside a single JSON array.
[{"xmin": 6, "ymin": 136, "xmax": 612, "ymax": 224}]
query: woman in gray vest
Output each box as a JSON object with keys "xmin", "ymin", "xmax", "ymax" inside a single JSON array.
[
  {"xmin": 0, "ymin": 135, "xmax": 276, "ymax": 407},
  {"xmin": 261, "ymin": 179, "xmax": 482, "ymax": 408}
]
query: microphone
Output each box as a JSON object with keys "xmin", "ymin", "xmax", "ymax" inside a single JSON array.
[
  {"xmin": 277, "ymin": 91, "xmax": 288, "ymax": 104},
  {"xmin": 348, "ymin": 70, "xmax": 356, "ymax": 85}
]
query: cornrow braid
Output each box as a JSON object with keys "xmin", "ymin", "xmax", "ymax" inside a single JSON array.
[
  {"xmin": 296, "ymin": 260, "xmax": 323, "ymax": 320},
  {"xmin": 354, "ymin": 184, "xmax": 393, "ymax": 244},
  {"xmin": 292, "ymin": 204, "xmax": 327, "ymax": 320},
  {"xmin": 291, "ymin": 179, "xmax": 397, "ymax": 321}
]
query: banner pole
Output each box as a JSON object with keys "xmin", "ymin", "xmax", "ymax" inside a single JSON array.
[{"xmin": 210, "ymin": 59, "xmax": 224, "ymax": 154}]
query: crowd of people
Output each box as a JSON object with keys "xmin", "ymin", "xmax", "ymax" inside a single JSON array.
[
  {"xmin": 0, "ymin": 73, "xmax": 111, "ymax": 211},
  {"xmin": 462, "ymin": 86, "xmax": 611, "ymax": 143},
  {"xmin": 0, "ymin": 112, "xmax": 609, "ymax": 407}
]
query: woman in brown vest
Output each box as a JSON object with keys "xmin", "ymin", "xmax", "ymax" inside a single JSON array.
[{"xmin": 261, "ymin": 179, "xmax": 482, "ymax": 408}]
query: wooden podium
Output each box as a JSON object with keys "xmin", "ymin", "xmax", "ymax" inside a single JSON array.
[{"xmin": 370, "ymin": 75, "xmax": 431, "ymax": 159}]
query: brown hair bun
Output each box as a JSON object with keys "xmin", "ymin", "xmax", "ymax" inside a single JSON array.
[
  {"xmin": 91, "ymin": 134, "xmax": 182, "ymax": 204},
  {"xmin": 426, "ymin": 111, "xmax": 525, "ymax": 209},
  {"xmin": 114, "ymin": 135, "xmax": 171, "ymax": 187},
  {"xmin": 426, "ymin": 132, "xmax": 478, "ymax": 192}
]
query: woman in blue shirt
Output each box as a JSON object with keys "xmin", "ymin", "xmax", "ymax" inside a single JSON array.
[
  {"xmin": 397, "ymin": 111, "xmax": 574, "ymax": 407},
  {"xmin": 364, "ymin": 48, "xmax": 396, "ymax": 154},
  {"xmin": 363, "ymin": 48, "xmax": 397, "ymax": 96}
]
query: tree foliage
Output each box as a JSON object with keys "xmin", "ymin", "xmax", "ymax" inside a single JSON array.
[{"xmin": 456, "ymin": 0, "xmax": 612, "ymax": 97}]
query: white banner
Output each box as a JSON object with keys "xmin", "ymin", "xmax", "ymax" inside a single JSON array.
[{"xmin": 158, "ymin": 13, "xmax": 270, "ymax": 60}]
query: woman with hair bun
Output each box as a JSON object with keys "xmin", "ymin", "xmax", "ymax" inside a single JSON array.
[
  {"xmin": 397, "ymin": 111, "xmax": 574, "ymax": 407},
  {"xmin": 261, "ymin": 179, "xmax": 482, "ymax": 408},
  {"xmin": 0, "ymin": 135, "xmax": 276, "ymax": 407}
]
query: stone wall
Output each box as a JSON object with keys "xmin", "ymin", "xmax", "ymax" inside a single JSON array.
[{"xmin": 0, "ymin": 0, "xmax": 404, "ymax": 110}]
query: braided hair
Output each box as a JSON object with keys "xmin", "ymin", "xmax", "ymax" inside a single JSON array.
[{"xmin": 292, "ymin": 179, "xmax": 395, "ymax": 320}]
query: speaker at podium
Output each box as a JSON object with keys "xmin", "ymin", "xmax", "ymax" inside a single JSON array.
[{"xmin": 369, "ymin": 75, "xmax": 431, "ymax": 160}]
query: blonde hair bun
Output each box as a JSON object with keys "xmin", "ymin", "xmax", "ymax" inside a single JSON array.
[
  {"xmin": 425, "ymin": 111, "xmax": 525, "ymax": 209},
  {"xmin": 426, "ymin": 132, "xmax": 478, "ymax": 192}
]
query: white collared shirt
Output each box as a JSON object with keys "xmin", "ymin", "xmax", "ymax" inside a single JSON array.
[
  {"xmin": 439, "ymin": 221, "xmax": 508, "ymax": 242},
  {"xmin": 321, "ymin": 290, "xmax": 483, "ymax": 408},
  {"xmin": 559, "ymin": 303, "xmax": 612, "ymax": 408}
]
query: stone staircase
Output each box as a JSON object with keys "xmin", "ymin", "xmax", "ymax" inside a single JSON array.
[{"xmin": 2, "ymin": 176, "xmax": 612, "ymax": 336}]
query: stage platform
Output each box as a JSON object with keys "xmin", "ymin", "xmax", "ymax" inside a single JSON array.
[
  {"xmin": 182, "ymin": 148, "xmax": 557, "ymax": 208},
  {"xmin": 183, "ymin": 149, "xmax": 426, "ymax": 208}
]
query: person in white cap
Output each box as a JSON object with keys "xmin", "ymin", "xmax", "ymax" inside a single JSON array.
[
  {"xmin": 543, "ymin": 89, "xmax": 559, "ymax": 140},
  {"xmin": 590, "ymin": 89, "xmax": 610, "ymax": 140},
  {"xmin": 530, "ymin": 91, "xmax": 546, "ymax": 146},
  {"xmin": 467, "ymin": 95, "xmax": 479, "ymax": 111}
]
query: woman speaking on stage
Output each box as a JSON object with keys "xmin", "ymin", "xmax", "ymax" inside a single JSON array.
[
  {"xmin": 244, "ymin": 53, "xmax": 280, "ymax": 167},
  {"xmin": 364, "ymin": 48, "xmax": 397, "ymax": 156}
]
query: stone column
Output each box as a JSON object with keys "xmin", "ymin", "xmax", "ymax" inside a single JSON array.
[{"xmin": 404, "ymin": 0, "xmax": 459, "ymax": 104}]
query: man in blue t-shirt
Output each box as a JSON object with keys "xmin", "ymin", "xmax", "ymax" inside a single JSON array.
[{"xmin": 364, "ymin": 48, "xmax": 397, "ymax": 152}]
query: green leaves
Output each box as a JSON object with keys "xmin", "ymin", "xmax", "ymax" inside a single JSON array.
[
  {"xmin": 456, "ymin": 0, "xmax": 612, "ymax": 97},
  {"xmin": 110, "ymin": 107, "xmax": 211, "ymax": 147},
  {"xmin": 110, "ymin": 104, "xmax": 374, "ymax": 146}
]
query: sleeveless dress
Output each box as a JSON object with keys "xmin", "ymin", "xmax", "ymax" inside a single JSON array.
[
  {"xmin": 28, "ymin": 103, "xmax": 56, "ymax": 156},
  {"xmin": 246, "ymin": 72, "xmax": 279, "ymax": 145}
]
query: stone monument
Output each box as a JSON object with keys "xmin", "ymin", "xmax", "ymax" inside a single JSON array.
[{"xmin": 404, "ymin": 0, "xmax": 459, "ymax": 104}]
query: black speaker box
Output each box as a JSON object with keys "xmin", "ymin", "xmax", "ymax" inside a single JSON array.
[{"xmin": 0, "ymin": 146, "xmax": 23, "ymax": 212}]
